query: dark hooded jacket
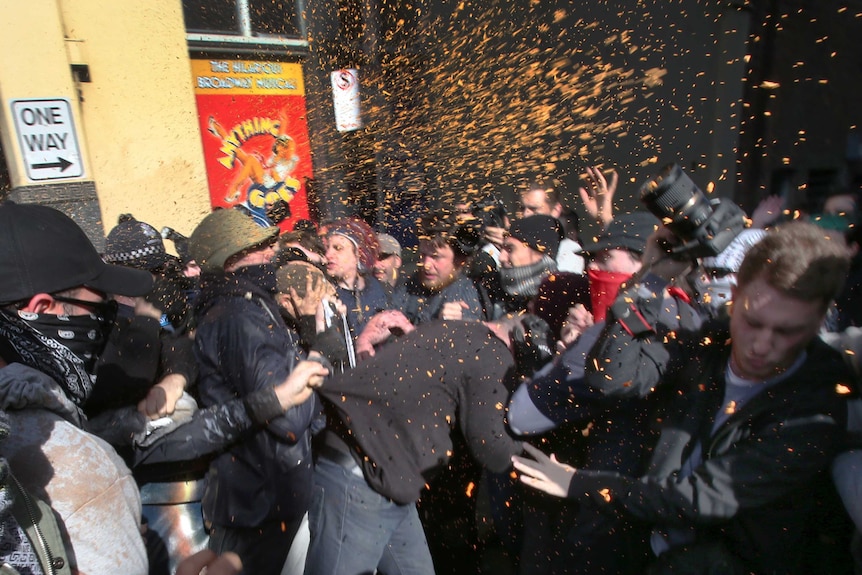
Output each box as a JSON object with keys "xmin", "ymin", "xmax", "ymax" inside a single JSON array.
[{"xmin": 193, "ymin": 264, "xmax": 319, "ymax": 527}]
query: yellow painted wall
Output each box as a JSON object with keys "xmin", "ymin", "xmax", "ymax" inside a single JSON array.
[
  {"xmin": 0, "ymin": 0, "xmax": 212, "ymax": 238},
  {"xmin": 0, "ymin": 0, "xmax": 84, "ymax": 183}
]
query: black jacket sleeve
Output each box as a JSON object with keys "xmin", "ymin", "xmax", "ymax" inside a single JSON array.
[
  {"xmin": 158, "ymin": 331, "xmax": 198, "ymax": 390},
  {"xmin": 130, "ymin": 386, "xmax": 286, "ymax": 466}
]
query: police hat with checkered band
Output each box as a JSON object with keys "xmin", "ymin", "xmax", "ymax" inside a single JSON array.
[{"xmin": 103, "ymin": 214, "xmax": 171, "ymax": 272}]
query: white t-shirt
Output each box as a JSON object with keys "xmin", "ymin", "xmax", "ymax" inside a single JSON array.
[{"xmin": 556, "ymin": 238, "xmax": 585, "ymax": 274}]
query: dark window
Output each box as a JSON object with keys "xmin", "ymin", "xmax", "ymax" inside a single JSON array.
[
  {"xmin": 250, "ymin": 0, "xmax": 299, "ymax": 37},
  {"xmin": 183, "ymin": 0, "xmax": 238, "ymax": 34},
  {"xmin": 182, "ymin": 0, "xmax": 301, "ymax": 38}
]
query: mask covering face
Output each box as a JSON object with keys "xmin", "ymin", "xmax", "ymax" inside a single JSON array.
[
  {"xmin": 19, "ymin": 309, "xmax": 112, "ymax": 373},
  {"xmin": 587, "ymin": 268, "xmax": 632, "ymax": 322}
]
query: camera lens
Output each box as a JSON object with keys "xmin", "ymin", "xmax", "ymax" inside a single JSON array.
[
  {"xmin": 640, "ymin": 163, "xmax": 747, "ymax": 259},
  {"xmin": 641, "ymin": 163, "xmax": 712, "ymax": 239}
]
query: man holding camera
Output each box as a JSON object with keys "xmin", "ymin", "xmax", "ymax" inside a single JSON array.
[{"xmin": 512, "ymin": 220, "xmax": 854, "ymax": 574}]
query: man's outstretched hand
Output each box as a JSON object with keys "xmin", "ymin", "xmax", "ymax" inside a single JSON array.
[
  {"xmin": 355, "ymin": 310, "xmax": 415, "ymax": 360},
  {"xmin": 274, "ymin": 359, "xmax": 329, "ymax": 410},
  {"xmin": 511, "ymin": 443, "xmax": 576, "ymax": 498}
]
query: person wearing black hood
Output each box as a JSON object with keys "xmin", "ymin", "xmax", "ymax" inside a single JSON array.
[
  {"xmin": 91, "ymin": 214, "xmax": 197, "ymax": 420},
  {"xmin": 189, "ymin": 208, "xmax": 329, "ymax": 575}
]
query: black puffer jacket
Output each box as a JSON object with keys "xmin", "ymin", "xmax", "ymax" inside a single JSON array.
[{"xmin": 194, "ymin": 264, "xmax": 319, "ymax": 528}]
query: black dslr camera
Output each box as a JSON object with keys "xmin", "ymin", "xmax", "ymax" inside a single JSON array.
[
  {"xmin": 424, "ymin": 194, "xmax": 509, "ymax": 257},
  {"xmin": 640, "ymin": 163, "xmax": 746, "ymax": 260},
  {"xmin": 471, "ymin": 194, "xmax": 508, "ymax": 229}
]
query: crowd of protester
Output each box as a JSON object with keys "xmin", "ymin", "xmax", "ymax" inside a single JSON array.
[{"xmin": 2, "ymin": 159, "xmax": 862, "ymax": 575}]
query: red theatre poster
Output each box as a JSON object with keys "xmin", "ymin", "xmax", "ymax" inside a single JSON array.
[{"xmin": 191, "ymin": 59, "xmax": 313, "ymax": 230}]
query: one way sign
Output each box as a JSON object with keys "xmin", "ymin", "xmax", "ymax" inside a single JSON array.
[{"xmin": 12, "ymin": 98, "xmax": 84, "ymax": 181}]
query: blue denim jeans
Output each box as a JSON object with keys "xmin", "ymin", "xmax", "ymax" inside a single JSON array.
[{"xmin": 304, "ymin": 456, "xmax": 435, "ymax": 575}]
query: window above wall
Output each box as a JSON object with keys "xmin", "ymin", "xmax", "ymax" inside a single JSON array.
[{"xmin": 184, "ymin": 0, "xmax": 308, "ymax": 53}]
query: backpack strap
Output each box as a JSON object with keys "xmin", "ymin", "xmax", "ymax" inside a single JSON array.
[{"xmin": 7, "ymin": 472, "xmax": 72, "ymax": 575}]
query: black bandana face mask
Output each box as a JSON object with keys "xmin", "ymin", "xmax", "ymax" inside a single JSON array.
[
  {"xmin": 17, "ymin": 299, "xmax": 116, "ymax": 372},
  {"xmin": 0, "ymin": 302, "xmax": 116, "ymax": 407}
]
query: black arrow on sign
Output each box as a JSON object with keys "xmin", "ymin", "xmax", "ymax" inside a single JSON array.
[{"xmin": 31, "ymin": 157, "xmax": 73, "ymax": 172}]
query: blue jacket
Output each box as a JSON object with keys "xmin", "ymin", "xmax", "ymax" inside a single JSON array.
[
  {"xmin": 194, "ymin": 264, "xmax": 319, "ymax": 528},
  {"xmin": 334, "ymin": 274, "xmax": 390, "ymax": 341},
  {"xmin": 390, "ymin": 272, "xmax": 483, "ymax": 325}
]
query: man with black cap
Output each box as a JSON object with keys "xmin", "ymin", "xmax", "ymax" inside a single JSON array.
[
  {"xmin": 0, "ymin": 201, "xmax": 152, "ymax": 574},
  {"xmin": 488, "ymin": 214, "xmax": 563, "ymax": 318},
  {"xmin": 580, "ymin": 210, "xmax": 659, "ymax": 322},
  {"xmin": 189, "ymin": 208, "xmax": 329, "ymax": 574}
]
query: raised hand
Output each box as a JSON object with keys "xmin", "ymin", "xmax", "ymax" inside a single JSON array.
[
  {"xmin": 750, "ymin": 194, "xmax": 784, "ymax": 229},
  {"xmin": 578, "ymin": 166, "xmax": 617, "ymax": 227}
]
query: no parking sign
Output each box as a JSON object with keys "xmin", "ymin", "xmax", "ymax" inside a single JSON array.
[{"xmin": 330, "ymin": 69, "xmax": 362, "ymax": 132}]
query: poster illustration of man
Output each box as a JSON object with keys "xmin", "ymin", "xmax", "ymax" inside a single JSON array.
[{"xmin": 193, "ymin": 60, "xmax": 314, "ymax": 230}]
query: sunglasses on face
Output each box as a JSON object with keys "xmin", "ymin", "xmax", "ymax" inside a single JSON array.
[{"xmin": 51, "ymin": 294, "xmax": 119, "ymax": 324}]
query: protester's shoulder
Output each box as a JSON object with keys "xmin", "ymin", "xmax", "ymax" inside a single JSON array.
[
  {"xmin": 437, "ymin": 319, "xmax": 492, "ymax": 337},
  {"xmin": 196, "ymin": 290, "xmax": 279, "ymax": 334},
  {"xmin": 656, "ymin": 290, "xmax": 707, "ymax": 333},
  {"xmin": 363, "ymin": 275, "xmax": 389, "ymax": 299},
  {"xmin": 391, "ymin": 274, "xmax": 422, "ymax": 299},
  {"xmin": 444, "ymin": 273, "xmax": 481, "ymax": 297},
  {"xmin": 360, "ymin": 276, "xmax": 392, "ymax": 312},
  {"xmin": 822, "ymin": 327, "xmax": 862, "ymax": 381},
  {"xmin": 805, "ymin": 335, "xmax": 857, "ymax": 386},
  {"xmin": 401, "ymin": 319, "xmax": 487, "ymax": 348},
  {"xmin": 0, "ymin": 362, "xmax": 60, "ymax": 393},
  {"xmin": 664, "ymin": 316, "xmax": 730, "ymax": 352},
  {"xmin": 1, "ymin": 407, "xmax": 136, "ymax": 524},
  {"xmin": 443, "ymin": 320, "xmax": 511, "ymax": 358},
  {"xmin": 0, "ymin": 364, "xmax": 84, "ymax": 425},
  {"xmin": 467, "ymin": 249, "xmax": 499, "ymax": 277},
  {"xmin": 4, "ymin": 407, "xmax": 130, "ymax": 470},
  {"xmin": 390, "ymin": 277, "xmax": 409, "ymax": 300}
]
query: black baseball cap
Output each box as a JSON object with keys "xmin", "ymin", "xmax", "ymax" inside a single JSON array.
[
  {"xmin": 581, "ymin": 211, "xmax": 660, "ymax": 256},
  {"xmin": 0, "ymin": 201, "xmax": 153, "ymax": 303},
  {"xmin": 507, "ymin": 214, "xmax": 563, "ymax": 259}
]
